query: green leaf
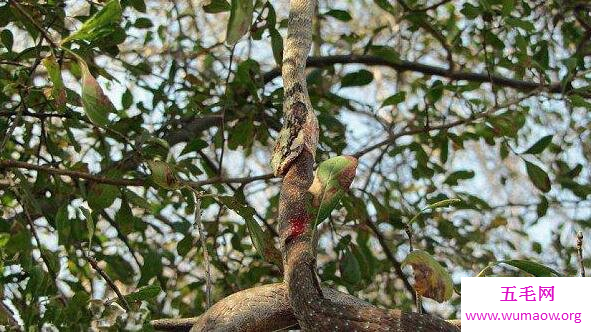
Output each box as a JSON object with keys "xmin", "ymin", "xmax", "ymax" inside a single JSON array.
[
  {"xmin": 340, "ymin": 249, "xmax": 361, "ymax": 284},
  {"xmin": 6, "ymin": 229, "xmax": 32, "ymax": 255},
  {"xmin": 121, "ymin": 88, "xmax": 133, "ymax": 109},
  {"xmin": 408, "ymin": 198, "xmax": 460, "ymax": 224},
  {"xmin": 570, "ymin": 95, "xmax": 591, "ymax": 109},
  {"xmin": 61, "ymin": 0, "xmax": 122, "ymax": 44},
  {"xmin": 533, "ymin": 42, "xmax": 549, "ymax": 69},
  {"xmin": 425, "ymin": 198, "xmax": 462, "ymax": 210},
  {"xmin": 269, "ymin": 28, "xmax": 283, "ymax": 66},
  {"xmin": 42, "ymin": 54, "xmax": 66, "ymax": 110},
  {"xmin": 203, "ymin": 0, "xmax": 231, "ymax": 13},
  {"xmin": 382, "ymin": 91, "xmax": 406, "ymax": 107},
  {"xmin": 0, "ymin": 233, "xmax": 9, "ymax": 248},
  {"xmin": 87, "ymin": 182, "xmax": 119, "ymax": 210},
  {"xmin": 505, "ymin": 17, "xmax": 535, "ymax": 31},
  {"xmin": 226, "ymin": 0, "xmax": 254, "ymax": 44},
  {"xmin": 461, "ymin": 3, "xmax": 481, "ymax": 19},
  {"xmin": 79, "ymin": 59, "xmax": 115, "ymax": 126},
  {"xmin": 177, "ymin": 234, "xmax": 193, "ymax": 257},
  {"xmin": 402, "ymin": 250, "xmax": 454, "ymax": 303},
  {"xmin": 138, "ymin": 250, "xmax": 162, "ymax": 286},
  {"xmin": 80, "ymin": 207, "xmax": 94, "ymax": 248},
  {"xmin": 483, "ymin": 30, "xmax": 505, "ymax": 50},
  {"xmin": 373, "ymin": 0, "xmax": 396, "ymax": 15},
  {"xmin": 1, "ymin": 29, "xmax": 13, "ymax": 51},
  {"xmin": 114, "ymin": 197, "xmax": 135, "ymax": 234},
  {"xmin": 147, "ymin": 160, "xmax": 180, "ymax": 190},
  {"xmin": 536, "ymin": 195, "xmax": 548, "ymax": 218},
  {"xmin": 501, "ymin": 0, "xmax": 514, "ymax": 16},
  {"xmin": 444, "ymin": 170, "xmax": 475, "ymax": 186},
  {"xmin": 501, "ymin": 260, "xmax": 563, "ymax": 276},
  {"xmin": 127, "ymin": 0, "xmax": 146, "ymax": 12},
  {"xmin": 477, "ymin": 260, "xmax": 563, "ymax": 277},
  {"xmin": 309, "ymin": 156, "xmax": 358, "ymax": 226},
  {"xmin": 524, "ymin": 135, "xmax": 552, "ymax": 154},
  {"xmin": 351, "ymin": 242, "xmax": 373, "ymax": 282},
  {"xmin": 341, "ymin": 70, "xmax": 373, "ymax": 87},
  {"xmin": 427, "ymin": 80, "xmax": 444, "ymax": 103},
  {"xmin": 324, "ymin": 9, "xmax": 352, "ymax": 22},
  {"xmin": 124, "ymin": 285, "xmax": 161, "ymax": 302},
  {"xmin": 368, "ymin": 45, "xmax": 400, "ymax": 61},
  {"xmin": 217, "ymin": 196, "xmax": 281, "ymax": 266},
  {"xmin": 134, "ymin": 17, "xmax": 153, "ymax": 29},
  {"xmin": 525, "ymin": 160, "xmax": 551, "ymax": 193}
]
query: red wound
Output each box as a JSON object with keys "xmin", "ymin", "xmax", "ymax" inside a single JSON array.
[{"xmin": 288, "ymin": 215, "xmax": 309, "ymax": 239}]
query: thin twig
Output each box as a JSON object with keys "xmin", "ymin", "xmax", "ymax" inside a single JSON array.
[
  {"xmin": 364, "ymin": 220, "xmax": 421, "ymax": 310},
  {"xmin": 0, "ymin": 300, "xmax": 19, "ymax": 328},
  {"xmin": 418, "ymin": 0, "xmax": 453, "ymax": 11},
  {"xmin": 262, "ymin": 55, "xmax": 568, "ymax": 93},
  {"xmin": 9, "ymin": 0, "xmax": 59, "ymax": 48},
  {"xmin": 197, "ymin": 199, "xmax": 212, "ymax": 308},
  {"xmin": 99, "ymin": 211, "xmax": 142, "ymax": 269},
  {"xmin": 192, "ymin": 192, "xmax": 212, "ymax": 308},
  {"xmin": 0, "ymin": 101, "xmax": 24, "ymax": 153},
  {"xmin": 0, "ymin": 159, "xmax": 275, "ymax": 187},
  {"xmin": 218, "ymin": 45, "xmax": 236, "ymax": 177},
  {"xmin": 9, "ymin": 181, "xmax": 66, "ymax": 305},
  {"xmin": 353, "ymin": 90, "xmax": 540, "ymax": 158},
  {"xmin": 81, "ymin": 249, "xmax": 130, "ymax": 311},
  {"xmin": 576, "ymin": 232, "xmax": 585, "ymax": 277}
]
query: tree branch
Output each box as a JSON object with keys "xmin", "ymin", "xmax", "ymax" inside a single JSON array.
[
  {"xmin": 576, "ymin": 232, "xmax": 585, "ymax": 277},
  {"xmin": 353, "ymin": 90, "xmax": 539, "ymax": 158},
  {"xmin": 263, "ymin": 55, "xmax": 566, "ymax": 93},
  {"xmin": 9, "ymin": 0, "xmax": 58, "ymax": 48},
  {"xmin": 81, "ymin": 249, "xmax": 130, "ymax": 311},
  {"xmin": 0, "ymin": 159, "xmax": 275, "ymax": 188},
  {"xmin": 365, "ymin": 220, "xmax": 419, "ymax": 308},
  {"xmin": 152, "ymin": 283, "xmax": 372, "ymax": 332},
  {"xmin": 152, "ymin": 283, "xmax": 462, "ymax": 331}
]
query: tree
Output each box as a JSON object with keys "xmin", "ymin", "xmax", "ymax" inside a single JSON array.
[{"xmin": 0, "ymin": 0, "xmax": 589, "ymax": 330}]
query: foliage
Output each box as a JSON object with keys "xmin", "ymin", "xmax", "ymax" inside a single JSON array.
[
  {"xmin": 402, "ymin": 250, "xmax": 453, "ymax": 303},
  {"xmin": 1, "ymin": 0, "xmax": 590, "ymax": 330}
]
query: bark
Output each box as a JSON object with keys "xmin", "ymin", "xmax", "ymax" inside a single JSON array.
[
  {"xmin": 263, "ymin": 54, "xmax": 568, "ymax": 93},
  {"xmin": 152, "ymin": 283, "xmax": 371, "ymax": 331},
  {"xmin": 152, "ymin": 283, "xmax": 461, "ymax": 331},
  {"xmin": 184, "ymin": 0, "xmax": 463, "ymax": 329},
  {"xmin": 278, "ymin": 152, "xmax": 459, "ymax": 331}
]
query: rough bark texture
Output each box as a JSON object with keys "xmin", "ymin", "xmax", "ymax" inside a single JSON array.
[
  {"xmin": 155, "ymin": 283, "xmax": 370, "ymax": 332},
  {"xmin": 155, "ymin": 283, "xmax": 460, "ymax": 331},
  {"xmin": 185, "ymin": 1, "xmax": 461, "ymax": 330},
  {"xmin": 274, "ymin": 0, "xmax": 460, "ymax": 331},
  {"xmin": 277, "ymin": 153, "xmax": 459, "ymax": 331},
  {"xmin": 187, "ymin": 283, "xmax": 292, "ymax": 332}
]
